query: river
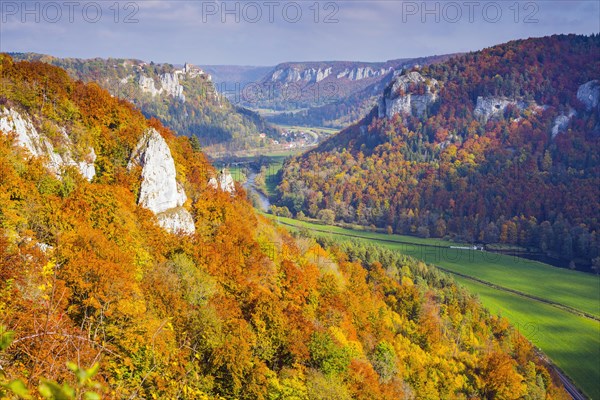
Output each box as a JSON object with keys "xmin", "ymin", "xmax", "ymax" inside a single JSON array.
[{"xmin": 242, "ymin": 172, "xmax": 271, "ymax": 212}]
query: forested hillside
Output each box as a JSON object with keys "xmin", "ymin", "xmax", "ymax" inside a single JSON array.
[
  {"xmin": 9, "ymin": 53, "xmax": 279, "ymax": 154},
  {"xmin": 276, "ymin": 34, "xmax": 600, "ymax": 269},
  {"xmin": 0, "ymin": 55, "xmax": 567, "ymax": 399}
]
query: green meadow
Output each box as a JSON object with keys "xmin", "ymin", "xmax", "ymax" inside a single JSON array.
[{"xmin": 456, "ymin": 278, "xmax": 599, "ymax": 399}]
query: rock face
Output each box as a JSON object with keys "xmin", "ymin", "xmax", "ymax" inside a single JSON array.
[
  {"xmin": 378, "ymin": 71, "xmax": 439, "ymax": 119},
  {"xmin": 0, "ymin": 108, "xmax": 96, "ymax": 180},
  {"xmin": 551, "ymin": 109, "xmax": 576, "ymax": 137},
  {"xmin": 316, "ymin": 68, "xmax": 333, "ymax": 82},
  {"xmin": 0, "ymin": 107, "xmax": 42, "ymax": 156},
  {"xmin": 208, "ymin": 169, "xmax": 236, "ymax": 194},
  {"xmin": 473, "ymin": 96, "xmax": 527, "ymax": 122},
  {"xmin": 157, "ymin": 208, "xmax": 196, "ymax": 233},
  {"xmin": 270, "ymin": 67, "xmax": 333, "ymax": 84},
  {"xmin": 77, "ymin": 148, "xmax": 97, "ymax": 181},
  {"xmin": 159, "ymin": 73, "xmax": 185, "ymax": 100},
  {"xmin": 138, "ymin": 75, "xmax": 161, "ymax": 96},
  {"xmin": 139, "ymin": 73, "xmax": 185, "ymax": 101},
  {"xmin": 336, "ymin": 67, "xmax": 388, "ymax": 81},
  {"xmin": 268, "ymin": 65, "xmax": 390, "ymax": 84},
  {"xmin": 128, "ymin": 128, "xmax": 188, "ymax": 213},
  {"xmin": 577, "ymin": 80, "xmax": 600, "ymax": 111},
  {"xmin": 299, "ymin": 67, "xmax": 333, "ymax": 83},
  {"xmin": 128, "ymin": 128, "xmax": 195, "ymax": 234}
]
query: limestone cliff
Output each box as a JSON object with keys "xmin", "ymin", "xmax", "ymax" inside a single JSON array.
[
  {"xmin": 139, "ymin": 73, "xmax": 185, "ymax": 101},
  {"xmin": 577, "ymin": 80, "xmax": 600, "ymax": 111},
  {"xmin": 473, "ymin": 96, "xmax": 528, "ymax": 122},
  {"xmin": 378, "ymin": 71, "xmax": 439, "ymax": 119},
  {"xmin": 128, "ymin": 128, "xmax": 195, "ymax": 234},
  {"xmin": 270, "ymin": 66, "xmax": 333, "ymax": 83},
  {"xmin": 267, "ymin": 64, "xmax": 389, "ymax": 85},
  {"xmin": 551, "ymin": 109, "xmax": 576, "ymax": 137},
  {"xmin": 208, "ymin": 169, "xmax": 236, "ymax": 194},
  {"xmin": 336, "ymin": 66, "xmax": 388, "ymax": 81},
  {"xmin": 0, "ymin": 107, "xmax": 96, "ymax": 181}
]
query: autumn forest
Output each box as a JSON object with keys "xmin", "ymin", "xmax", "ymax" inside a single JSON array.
[
  {"xmin": 0, "ymin": 47, "xmax": 578, "ymax": 400},
  {"xmin": 276, "ymin": 35, "xmax": 600, "ymax": 270},
  {"xmin": 1, "ymin": 26, "xmax": 599, "ymax": 400}
]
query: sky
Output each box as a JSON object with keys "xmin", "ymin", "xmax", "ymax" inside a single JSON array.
[{"xmin": 1, "ymin": 0, "xmax": 599, "ymax": 66}]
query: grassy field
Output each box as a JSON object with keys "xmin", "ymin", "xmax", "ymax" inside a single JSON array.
[
  {"xmin": 270, "ymin": 215, "xmax": 466, "ymax": 247},
  {"xmin": 266, "ymin": 214, "xmax": 600, "ymax": 399},
  {"xmin": 272, "ymin": 215, "xmax": 600, "ymax": 319},
  {"xmin": 455, "ymin": 277, "xmax": 600, "ymax": 399}
]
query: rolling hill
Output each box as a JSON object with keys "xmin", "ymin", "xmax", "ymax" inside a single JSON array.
[
  {"xmin": 263, "ymin": 55, "xmax": 455, "ymax": 128},
  {"xmin": 275, "ymin": 34, "xmax": 600, "ymax": 270}
]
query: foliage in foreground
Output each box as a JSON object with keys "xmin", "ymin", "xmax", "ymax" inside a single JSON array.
[{"xmin": 0, "ymin": 54, "xmax": 568, "ymax": 399}]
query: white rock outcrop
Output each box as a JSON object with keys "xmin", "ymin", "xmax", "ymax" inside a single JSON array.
[
  {"xmin": 270, "ymin": 67, "xmax": 333, "ymax": 84},
  {"xmin": 378, "ymin": 72, "xmax": 439, "ymax": 119},
  {"xmin": 268, "ymin": 65, "xmax": 389, "ymax": 84},
  {"xmin": 280, "ymin": 67, "xmax": 333, "ymax": 83},
  {"xmin": 128, "ymin": 128, "xmax": 195, "ymax": 234},
  {"xmin": 160, "ymin": 73, "xmax": 185, "ymax": 100},
  {"xmin": 271, "ymin": 68, "xmax": 300, "ymax": 83},
  {"xmin": 473, "ymin": 96, "xmax": 527, "ymax": 122},
  {"xmin": 46, "ymin": 128, "xmax": 97, "ymax": 181},
  {"xmin": 0, "ymin": 108, "xmax": 43, "ymax": 156},
  {"xmin": 208, "ymin": 169, "xmax": 235, "ymax": 194},
  {"xmin": 139, "ymin": 73, "xmax": 185, "ymax": 101},
  {"xmin": 139, "ymin": 75, "xmax": 161, "ymax": 96},
  {"xmin": 77, "ymin": 148, "xmax": 97, "ymax": 181},
  {"xmin": 337, "ymin": 67, "xmax": 388, "ymax": 81},
  {"xmin": 157, "ymin": 208, "xmax": 196, "ymax": 233},
  {"xmin": 577, "ymin": 80, "xmax": 599, "ymax": 111},
  {"xmin": 0, "ymin": 108, "xmax": 96, "ymax": 181},
  {"xmin": 315, "ymin": 67, "xmax": 332, "ymax": 82},
  {"xmin": 551, "ymin": 109, "xmax": 576, "ymax": 137}
]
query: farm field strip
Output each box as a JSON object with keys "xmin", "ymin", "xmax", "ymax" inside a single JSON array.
[{"xmin": 454, "ymin": 277, "xmax": 599, "ymax": 400}]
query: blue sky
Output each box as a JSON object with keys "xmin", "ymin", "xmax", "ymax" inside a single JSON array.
[{"xmin": 1, "ymin": 0, "xmax": 599, "ymax": 65}]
